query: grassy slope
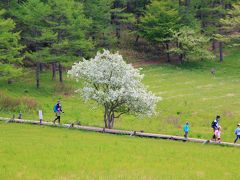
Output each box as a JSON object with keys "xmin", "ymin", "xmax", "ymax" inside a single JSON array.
[
  {"xmin": 0, "ymin": 122, "xmax": 239, "ymax": 180},
  {"xmin": 0, "ymin": 49, "xmax": 240, "ymax": 142}
]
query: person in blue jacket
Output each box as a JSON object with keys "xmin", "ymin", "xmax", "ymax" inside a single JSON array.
[
  {"xmin": 234, "ymin": 124, "xmax": 240, "ymax": 144},
  {"xmin": 183, "ymin": 121, "xmax": 190, "ymax": 138},
  {"xmin": 53, "ymin": 100, "xmax": 63, "ymax": 124}
]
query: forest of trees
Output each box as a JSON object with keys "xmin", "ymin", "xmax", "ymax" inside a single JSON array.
[{"xmin": 0, "ymin": 0, "xmax": 239, "ymax": 87}]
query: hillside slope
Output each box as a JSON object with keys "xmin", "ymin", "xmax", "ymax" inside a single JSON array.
[{"xmin": 0, "ymin": 49, "xmax": 240, "ymax": 142}]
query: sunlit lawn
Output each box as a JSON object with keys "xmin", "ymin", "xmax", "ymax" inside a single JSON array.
[{"xmin": 0, "ymin": 122, "xmax": 239, "ymax": 179}]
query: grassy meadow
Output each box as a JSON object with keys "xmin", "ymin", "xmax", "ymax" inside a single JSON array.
[
  {"xmin": 1, "ymin": 49, "xmax": 240, "ymax": 142},
  {"xmin": 0, "ymin": 122, "xmax": 239, "ymax": 180}
]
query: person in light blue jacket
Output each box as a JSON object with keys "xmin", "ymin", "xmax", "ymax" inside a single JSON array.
[
  {"xmin": 183, "ymin": 121, "xmax": 190, "ymax": 138},
  {"xmin": 234, "ymin": 124, "xmax": 240, "ymax": 144}
]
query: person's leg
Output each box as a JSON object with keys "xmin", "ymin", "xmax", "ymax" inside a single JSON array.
[
  {"xmin": 234, "ymin": 136, "xmax": 237, "ymax": 143},
  {"xmin": 58, "ymin": 116, "xmax": 60, "ymax": 124},
  {"xmin": 212, "ymin": 129, "xmax": 216, "ymax": 140},
  {"xmin": 53, "ymin": 113, "xmax": 58, "ymax": 124},
  {"xmin": 212, "ymin": 134, "xmax": 216, "ymax": 141},
  {"xmin": 234, "ymin": 135, "xmax": 239, "ymax": 143},
  {"xmin": 53, "ymin": 117, "xmax": 57, "ymax": 124}
]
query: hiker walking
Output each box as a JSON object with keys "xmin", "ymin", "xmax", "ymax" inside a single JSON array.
[
  {"xmin": 53, "ymin": 100, "xmax": 63, "ymax": 124},
  {"xmin": 234, "ymin": 124, "xmax": 240, "ymax": 144},
  {"xmin": 183, "ymin": 121, "xmax": 190, "ymax": 138},
  {"xmin": 211, "ymin": 115, "xmax": 220, "ymax": 141},
  {"xmin": 214, "ymin": 126, "xmax": 221, "ymax": 143}
]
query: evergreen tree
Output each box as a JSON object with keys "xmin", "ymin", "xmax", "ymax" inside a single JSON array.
[
  {"xmin": 0, "ymin": 9, "xmax": 23, "ymax": 81},
  {"xmin": 138, "ymin": 0, "xmax": 179, "ymax": 62},
  {"xmin": 125, "ymin": 0, "xmax": 151, "ymax": 44},
  {"xmin": 47, "ymin": 0, "xmax": 93, "ymax": 82},
  {"xmin": 193, "ymin": 0, "xmax": 237, "ymax": 61},
  {"xmin": 11, "ymin": 0, "xmax": 93, "ymax": 87},
  {"xmin": 11, "ymin": 0, "xmax": 55, "ymax": 87},
  {"xmin": 81, "ymin": 0, "xmax": 115, "ymax": 47},
  {"xmin": 218, "ymin": 3, "xmax": 240, "ymax": 48},
  {"xmin": 111, "ymin": 0, "xmax": 135, "ymax": 41},
  {"xmin": 169, "ymin": 26, "xmax": 214, "ymax": 63}
]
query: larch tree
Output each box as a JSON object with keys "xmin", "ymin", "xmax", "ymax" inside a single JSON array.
[
  {"xmin": 47, "ymin": 0, "xmax": 93, "ymax": 83},
  {"xmin": 80, "ymin": 0, "xmax": 115, "ymax": 48},
  {"xmin": 126, "ymin": 0, "xmax": 151, "ymax": 44},
  {"xmin": 138, "ymin": 0, "xmax": 179, "ymax": 62},
  {"xmin": 169, "ymin": 26, "xmax": 215, "ymax": 63},
  {"xmin": 68, "ymin": 49, "xmax": 160, "ymax": 129},
  {"xmin": 0, "ymin": 9, "xmax": 23, "ymax": 82},
  {"xmin": 11, "ymin": 0, "xmax": 93, "ymax": 87},
  {"xmin": 111, "ymin": 0, "xmax": 136, "ymax": 41},
  {"xmin": 218, "ymin": 3, "xmax": 240, "ymax": 48},
  {"xmin": 11, "ymin": 0, "xmax": 55, "ymax": 88}
]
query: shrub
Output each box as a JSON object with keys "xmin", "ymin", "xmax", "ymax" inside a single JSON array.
[
  {"xmin": 54, "ymin": 83, "xmax": 75, "ymax": 96},
  {"xmin": 0, "ymin": 91, "xmax": 37, "ymax": 112}
]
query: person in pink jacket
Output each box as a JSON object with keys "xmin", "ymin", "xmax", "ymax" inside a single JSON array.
[{"xmin": 214, "ymin": 126, "xmax": 221, "ymax": 143}]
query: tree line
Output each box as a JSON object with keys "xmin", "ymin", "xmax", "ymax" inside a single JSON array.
[{"xmin": 0, "ymin": 0, "xmax": 240, "ymax": 87}]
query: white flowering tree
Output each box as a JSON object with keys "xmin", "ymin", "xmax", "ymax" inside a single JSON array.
[{"xmin": 68, "ymin": 49, "xmax": 160, "ymax": 129}]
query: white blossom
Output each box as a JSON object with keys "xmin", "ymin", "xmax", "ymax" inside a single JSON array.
[{"xmin": 68, "ymin": 49, "xmax": 160, "ymax": 128}]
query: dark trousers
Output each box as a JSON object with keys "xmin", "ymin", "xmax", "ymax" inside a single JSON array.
[
  {"xmin": 53, "ymin": 116, "xmax": 60, "ymax": 124},
  {"xmin": 212, "ymin": 128, "xmax": 216, "ymax": 140},
  {"xmin": 184, "ymin": 131, "xmax": 188, "ymax": 138},
  {"xmin": 234, "ymin": 135, "xmax": 240, "ymax": 143}
]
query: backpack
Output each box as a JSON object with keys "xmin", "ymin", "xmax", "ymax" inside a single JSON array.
[
  {"xmin": 211, "ymin": 121, "xmax": 215, "ymax": 128},
  {"xmin": 53, "ymin": 104, "xmax": 58, "ymax": 113}
]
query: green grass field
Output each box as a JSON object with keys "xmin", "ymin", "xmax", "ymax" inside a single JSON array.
[
  {"xmin": 0, "ymin": 122, "xmax": 239, "ymax": 180},
  {"xmin": 1, "ymin": 49, "xmax": 240, "ymax": 142}
]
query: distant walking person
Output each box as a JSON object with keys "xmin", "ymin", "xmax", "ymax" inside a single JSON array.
[
  {"xmin": 53, "ymin": 100, "xmax": 63, "ymax": 124},
  {"xmin": 234, "ymin": 124, "xmax": 240, "ymax": 144},
  {"xmin": 214, "ymin": 126, "xmax": 221, "ymax": 143},
  {"xmin": 183, "ymin": 121, "xmax": 190, "ymax": 138},
  {"xmin": 211, "ymin": 115, "xmax": 220, "ymax": 140}
]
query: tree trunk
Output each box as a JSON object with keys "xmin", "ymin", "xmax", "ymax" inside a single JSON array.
[
  {"xmin": 52, "ymin": 62, "xmax": 56, "ymax": 80},
  {"xmin": 179, "ymin": 54, "xmax": 184, "ymax": 64},
  {"xmin": 212, "ymin": 40, "xmax": 217, "ymax": 55},
  {"xmin": 112, "ymin": 1, "xmax": 121, "ymax": 40},
  {"xmin": 59, "ymin": 62, "xmax": 63, "ymax": 83},
  {"xmin": 116, "ymin": 25, "xmax": 120, "ymax": 39},
  {"xmin": 177, "ymin": 42, "xmax": 184, "ymax": 63},
  {"xmin": 39, "ymin": 63, "xmax": 43, "ymax": 72},
  {"xmin": 36, "ymin": 62, "xmax": 40, "ymax": 88},
  {"xmin": 200, "ymin": 9, "xmax": 204, "ymax": 31},
  {"xmin": 104, "ymin": 106, "xmax": 108, "ymax": 128},
  {"xmin": 166, "ymin": 43, "xmax": 170, "ymax": 63},
  {"xmin": 179, "ymin": 0, "xmax": 182, "ymax": 7},
  {"xmin": 104, "ymin": 108, "xmax": 115, "ymax": 129},
  {"xmin": 219, "ymin": 41, "xmax": 223, "ymax": 62},
  {"xmin": 135, "ymin": 35, "xmax": 139, "ymax": 45},
  {"xmin": 185, "ymin": 0, "xmax": 190, "ymax": 13},
  {"xmin": 111, "ymin": 112, "xmax": 115, "ymax": 128},
  {"xmin": 107, "ymin": 111, "xmax": 111, "ymax": 129}
]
